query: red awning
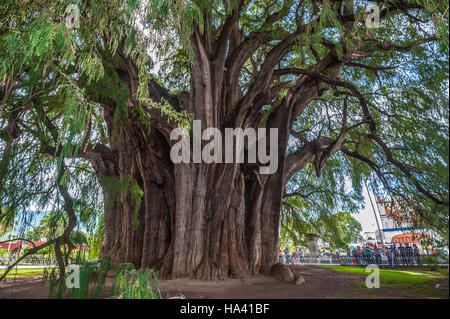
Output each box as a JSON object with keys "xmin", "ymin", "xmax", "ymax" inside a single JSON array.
[
  {"xmin": 391, "ymin": 233, "xmax": 427, "ymax": 243},
  {"xmin": 27, "ymin": 240, "xmax": 47, "ymax": 247}
]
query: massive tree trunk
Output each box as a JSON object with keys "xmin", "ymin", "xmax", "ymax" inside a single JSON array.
[
  {"xmin": 95, "ymin": 79, "xmax": 330, "ymax": 279},
  {"xmin": 94, "ymin": 53, "xmax": 330, "ymax": 280},
  {"xmin": 97, "ymin": 106, "xmax": 292, "ymax": 279},
  {"xmin": 95, "ymin": 19, "xmax": 332, "ymax": 280}
]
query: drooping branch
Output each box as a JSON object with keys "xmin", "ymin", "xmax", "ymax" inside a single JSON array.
[
  {"xmin": 367, "ymin": 133, "xmax": 448, "ymax": 206},
  {"xmin": 284, "ymin": 136, "xmax": 335, "ymax": 182},
  {"xmin": 276, "ymin": 68, "xmax": 376, "ymax": 131},
  {"xmin": 116, "ymin": 41, "xmax": 180, "ymax": 108},
  {"xmin": 53, "ymin": 161, "xmax": 77, "ymax": 280},
  {"xmin": 340, "ymin": 146, "xmax": 391, "ymax": 189},
  {"xmin": 0, "ymin": 160, "xmax": 76, "ymax": 282},
  {"xmin": 0, "ymin": 240, "xmax": 52, "ymax": 282},
  {"xmin": 365, "ymin": 37, "xmax": 438, "ymax": 52}
]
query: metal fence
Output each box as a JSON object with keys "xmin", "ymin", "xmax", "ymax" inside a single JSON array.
[
  {"xmin": 1, "ymin": 252, "xmax": 447, "ymax": 268},
  {"xmin": 280, "ymin": 253, "xmax": 448, "ymax": 266},
  {"xmin": 0, "ymin": 255, "xmax": 57, "ymax": 266}
]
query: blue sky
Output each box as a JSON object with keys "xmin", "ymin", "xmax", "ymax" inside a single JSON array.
[{"xmin": 354, "ymin": 187, "xmax": 382, "ymax": 234}]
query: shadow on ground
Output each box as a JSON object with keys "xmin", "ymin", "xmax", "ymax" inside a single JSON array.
[{"xmin": 0, "ymin": 265, "xmax": 447, "ymax": 299}]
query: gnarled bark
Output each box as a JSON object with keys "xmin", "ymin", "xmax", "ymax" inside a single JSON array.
[
  {"xmin": 96, "ymin": 86, "xmax": 310, "ymax": 279},
  {"xmin": 97, "ymin": 5, "xmax": 337, "ymax": 279},
  {"xmin": 98, "ymin": 126, "xmax": 288, "ymax": 279}
]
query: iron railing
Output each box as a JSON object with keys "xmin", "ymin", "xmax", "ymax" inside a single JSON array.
[
  {"xmin": 280, "ymin": 253, "xmax": 448, "ymax": 266},
  {"xmin": 0, "ymin": 255, "xmax": 57, "ymax": 266}
]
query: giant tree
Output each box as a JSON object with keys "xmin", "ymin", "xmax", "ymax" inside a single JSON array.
[{"xmin": 0, "ymin": 0, "xmax": 448, "ymax": 280}]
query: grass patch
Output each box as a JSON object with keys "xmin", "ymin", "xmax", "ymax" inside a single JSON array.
[
  {"xmin": 318, "ymin": 265, "xmax": 449, "ymax": 298},
  {"xmin": 318, "ymin": 265, "xmax": 447, "ymax": 285},
  {"xmin": 0, "ymin": 268, "xmax": 54, "ymax": 278},
  {"xmin": 434, "ymin": 268, "xmax": 449, "ymax": 275}
]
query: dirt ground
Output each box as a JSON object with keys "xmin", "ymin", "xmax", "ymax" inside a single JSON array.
[{"xmin": 0, "ymin": 265, "xmax": 448, "ymax": 299}]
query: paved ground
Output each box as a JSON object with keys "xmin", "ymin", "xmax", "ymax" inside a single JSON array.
[{"xmin": 0, "ymin": 265, "xmax": 448, "ymax": 299}]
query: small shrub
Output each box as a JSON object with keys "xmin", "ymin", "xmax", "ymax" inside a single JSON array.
[
  {"xmin": 47, "ymin": 257, "xmax": 113, "ymax": 299},
  {"xmin": 112, "ymin": 268, "xmax": 161, "ymax": 299},
  {"xmin": 46, "ymin": 258, "xmax": 161, "ymax": 299}
]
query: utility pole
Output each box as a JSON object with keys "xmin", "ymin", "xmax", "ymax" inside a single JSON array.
[{"xmin": 365, "ymin": 181, "xmax": 384, "ymax": 245}]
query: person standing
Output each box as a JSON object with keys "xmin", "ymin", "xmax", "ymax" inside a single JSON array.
[
  {"xmin": 298, "ymin": 247, "xmax": 305, "ymax": 264},
  {"xmin": 405, "ymin": 243, "xmax": 414, "ymax": 265},
  {"xmin": 278, "ymin": 247, "xmax": 283, "ymax": 263},
  {"xmin": 413, "ymin": 244, "xmax": 422, "ymax": 266},
  {"xmin": 283, "ymin": 247, "xmax": 290, "ymax": 264},
  {"xmin": 384, "ymin": 246, "xmax": 393, "ymax": 266},
  {"xmin": 356, "ymin": 246, "xmax": 362, "ymax": 265},
  {"xmin": 352, "ymin": 247, "xmax": 357, "ymax": 265},
  {"xmin": 374, "ymin": 244, "xmax": 382, "ymax": 265},
  {"xmin": 362, "ymin": 247, "xmax": 367, "ymax": 265},
  {"xmin": 399, "ymin": 244, "xmax": 407, "ymax": 265},
  {"xmin": 346, "ymin": 247, "xmax": 352, "ymax": 265},
  {"xmin": 391, "ymin": 244, "xmax": 399, "ymax": 266},
  {"xmin": 364, "ymin": 246, "xmax": 372, "ymax": 265}
]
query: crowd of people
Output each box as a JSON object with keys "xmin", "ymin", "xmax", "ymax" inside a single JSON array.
[
  {"xmin": 278, "ymin": 243, "xmax": 424, "ymax": 266},
  {"xmin": 278, "ymin": 247, "xmax": 306, "ymax": 264},
  {"xmin": 346, "ymin": 243, "xmax": 422, "ymax": 266}
]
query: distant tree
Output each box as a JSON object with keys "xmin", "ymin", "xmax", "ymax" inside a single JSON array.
[{"xmin": 281, "ymin": 195, "xmax": 362, "ymax": 249}]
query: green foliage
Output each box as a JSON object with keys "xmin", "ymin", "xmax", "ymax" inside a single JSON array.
[
  {"xmin": 0, "ymin": 207, "xmax": 15, "ymax": 236},
  {"xmin": 47, "ymin": 258, "xmax": 114, "ymax": 299},
  {"xmin": 112, "ymin": 267, "xmax": 161, "ymax": 299},
  {"xmin": 281, "ymin": 202, "xmax": 363, "ymax": 249},
  {"xmin": 46, "ymin": 257, "xmax": 161, "ymax": 299},
  {"xmin": 0, "ymin": 267, "xmax": 47, "ymax": 278},
  {"xmin": 87, "ymin": 216, "xmax": 105, "ymax": 260},
  {"xmin": 99, "ymin": 175, "xmax": 143, "ymax": 229}
]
